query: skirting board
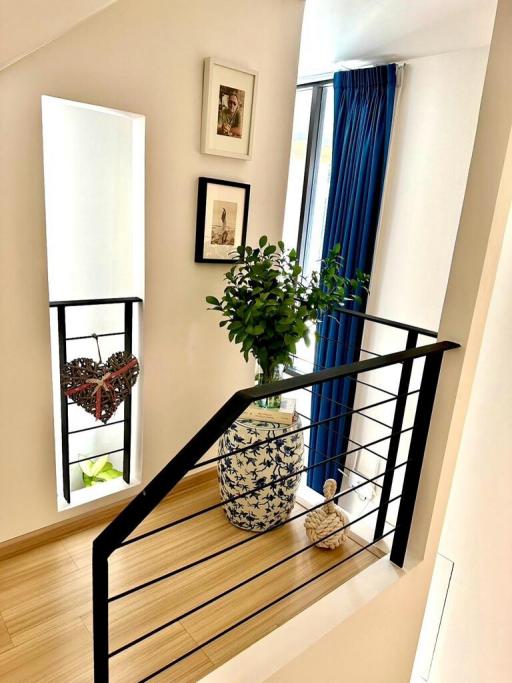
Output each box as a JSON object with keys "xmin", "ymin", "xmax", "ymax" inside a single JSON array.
[{"xmin": 0, "ymin": 466, "xmax": 216, "ymax": 560}]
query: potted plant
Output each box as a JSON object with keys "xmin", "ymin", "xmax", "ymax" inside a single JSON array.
[
  {"xmin": 206, "ymin": 236, "xmax": 368, "ymax": 532},
  {"xmin": 79, "ymin": 456, "xmax": 122, "ymax": 487},
  {"xmin": 206, "ymin": 236, "xmax": 369, "ymax": 407}
]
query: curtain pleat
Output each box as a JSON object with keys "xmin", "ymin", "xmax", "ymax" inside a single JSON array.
[{"xmin": 307, "ymin": 64, "xmax": 397, "ymax": 492}]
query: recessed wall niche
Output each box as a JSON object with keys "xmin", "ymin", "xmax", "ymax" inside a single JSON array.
[{"xmin": 42, "ymin": 96, "xmax": 145, "ymax": 510}]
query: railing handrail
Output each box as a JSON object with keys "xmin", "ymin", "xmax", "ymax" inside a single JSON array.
[
  {"xmin": 49, "ymin": 296, "xmax": 143, "ymax": 307},
  {"xmin": 93, "ymin": 339, "xmax": 458, "ymax": 557},
  {"xmin": 332, "ymin": 306, "xmax": 438, "ymax": 338}
]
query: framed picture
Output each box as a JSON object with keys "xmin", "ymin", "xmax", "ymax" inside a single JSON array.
[
  {"xmin": 195, "ymin": 177, "xmax": 250, "ymax": 263},
  {"xmin": 201, "ymin": 57, "xmax": 258, "ymax": 160}
]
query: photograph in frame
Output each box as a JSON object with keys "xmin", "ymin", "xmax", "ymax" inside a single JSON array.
[
  {"xmin": 195, "ymin": 177, "xmax": 250, "ymax": 263},
  {"xmin": 201, "ymin": 58, "xmax": 258, "ymax": 159},
  {"xmin": 217, "ymin": 85, "xmax": 245, "ymax": 139}
]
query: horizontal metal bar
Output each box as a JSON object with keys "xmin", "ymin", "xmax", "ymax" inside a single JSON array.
[
  {"xmin": 354, "ymin": 376, "xmax": 397, "ymax": 398},
  {"xmin": 296, "ymin": 409, "xmax": 388, "ymax": 459},
  {"xmin": 332, "ymin": 306, "xmax": 438, "ymax": 338},
  {"xmin": 137, "ymin": 527, "xmax": 397, "ymax": 681},
  {"xmin": 94, "ymin": 341, "xmax": 458, "ymax": 556},
  {"xmin": 337, "ymin": 462, "xmax": 384, "ymax": 489},
  {"xmin": 120, "ymin": 428, "xmax": 411, "ymax": 547},
  {"xmin": 302, "ymin": 442, "xmax": 385, "ymax": 487},
  {"xmin": 66, "ymin": 331, "xmax": 124, "ymax": 341},
  {"xmin": 110, "ymin": 496, "xmax": 400, "ymax": 658},
  {"xmin": 299, "ymin": 422, "xmax": 388, "ymax": 464},
  {"xmin": 359, "ymin": 347, "xmax": 381, "ymax": 358},
  {"xmin": 245, "ymin": 342, "xmax": 457, "ymax": 403},
  {"xmin": 49, "ymin": 297, "xmax": 142, "ymax": 307},
  {"xmin": 297, "ymin": 78, "xmax": 333, "ymax": 89},
  {"xmin": 109, "ymin": 460, "xmax": 406, "ymax": 603},
  {"xmin": 291, "ymin": 353, "xmax": 399, "ymax": 399},
  {"xmin": 290, "ymin": 352, "xmax": 394, "ymax": 386},
  {"xmin": 194, "ymin": 390, "xmax": 416, "ymax": 472},
  {"xmin": 69, "ymin": 448, "xmax": 124, "ymax": 466},
  {"xmin": 314, "ymin": 335, "xmax": 383, "ymax": 359},
  {"xmin": 68, "ymin": 419, "xmax": 125, "ymax": 435},
  {"xmin": 293, "ymin": 383, "xmax": 397, "ymax": 430}
]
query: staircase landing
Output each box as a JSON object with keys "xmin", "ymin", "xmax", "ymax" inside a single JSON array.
[{"xmin": 0, "ymin": 469, "xmax": 381, "ymax": 682}]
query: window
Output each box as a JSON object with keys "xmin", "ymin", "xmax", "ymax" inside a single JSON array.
[
  {"xmin": 282, "ymin": 82, "xmax": 335, "ymax": 479},
  {"xmin": 282, "ymin": 81, "xmax": 334, "ymax": 273},
  {"xmin": 42, "ymin": 96, "xmax": 145, "ymax": 510},
  {"xmin": 282, "ymin": 81, "xmax": 334, "ymax": 377}
]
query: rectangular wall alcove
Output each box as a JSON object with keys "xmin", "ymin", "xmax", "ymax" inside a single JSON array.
[{"xmin": 42, "ymin": 96, "xmax": 145, "ymax": 510}]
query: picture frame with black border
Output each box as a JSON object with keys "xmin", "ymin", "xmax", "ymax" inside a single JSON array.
[{"xmin": 195, "ymin": 177, "xmax": 250, "ymax": 263}]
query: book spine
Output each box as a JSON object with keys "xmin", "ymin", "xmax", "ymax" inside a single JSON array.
[{"xmin": 241, "ymin": 408, "xmax": 294, "ymax": 425}]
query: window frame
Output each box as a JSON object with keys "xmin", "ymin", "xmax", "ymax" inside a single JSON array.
[{"xmin": 295, "ymin": 78, "xmax": 333, "ymax": 267}]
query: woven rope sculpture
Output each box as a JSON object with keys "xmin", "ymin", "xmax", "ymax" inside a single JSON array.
[
  {"xmin": 61, "ymin": 351, "xmax": 140, "ymax": 424},
  {"xmin": 304, "ymin": 478, "xmax": 349, "ymax": 549}
]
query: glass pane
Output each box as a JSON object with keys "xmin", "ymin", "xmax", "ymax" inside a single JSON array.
[
  {"xmin": 302, "ymin": 84, "xmax": 333, "ymax": 276},
  {"xmin": 42, "ymin": 96, "xmax": 145, "ymax": 301},
  {"xmin": 292, "ymin": 85, "xmax": 334, "ymax": 427},
  {"xmin": 282, "ymin": 88, "xmax": 312, "ymax": 249}
]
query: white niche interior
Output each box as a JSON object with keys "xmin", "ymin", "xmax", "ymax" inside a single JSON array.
[{"xmin": 42, "ymin": 96, "xmax": 145, "ymax": 510}]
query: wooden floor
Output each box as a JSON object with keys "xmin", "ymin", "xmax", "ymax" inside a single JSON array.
[{"xmin": 0, "ymin": 471, "xmax": 382, "ymax": 682}]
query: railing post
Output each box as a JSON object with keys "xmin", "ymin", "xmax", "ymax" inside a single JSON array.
[
  {"xmin": 93, "ymin": 542, "xmax": 110, "ymax": 682},
  {"xmin": 374, "ymin": 330, "xmax": 418, "ymax": 540},
  {"xmin": 390, "ymin": 350, "xmax": 444, "ymax": 567},
  {"xmin": 123, "ymin": 301, "xmax": 134, "ymax": 484},
  {"xmin": 57, "ymin": 304, "xmax": 71, "ymax": 504}
]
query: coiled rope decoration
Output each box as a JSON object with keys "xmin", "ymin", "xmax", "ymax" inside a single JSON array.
[{"xmin": 304, "ymin": 478, "xmax": 349, "ymax": 549}]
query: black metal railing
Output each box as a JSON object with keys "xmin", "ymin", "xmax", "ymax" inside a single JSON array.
[
  {"xmin": 49, "ymin": 296, "xmax": 142, "ymax": 503},
  {"xmin": 92, "ymin": 309, "xmax": 458, "ymax": 681}
]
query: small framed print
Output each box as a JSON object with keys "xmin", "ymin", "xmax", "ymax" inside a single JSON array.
[
  {"xmin": 195, "ymin": 177, "xmax": 250, "ymax": 263},
  {"xmin": 201, "ymin": 57, "xmax": 258, "ymax": 160}
]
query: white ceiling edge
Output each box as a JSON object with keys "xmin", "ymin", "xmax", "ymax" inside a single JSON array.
[
  {"xmin": 298, "ymin": 0, "xmax": 497, "ymax": 79},
  {"xmin": 0, "ymin": 0, "xmax": 118, "ymax": 71}
]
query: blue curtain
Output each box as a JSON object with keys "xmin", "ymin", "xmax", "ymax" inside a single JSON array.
[{"xmin": 307, "ymin": 64, "xmax": 397, "ymax": 492}]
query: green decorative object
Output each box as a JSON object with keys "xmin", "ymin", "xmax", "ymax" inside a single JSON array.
[
  {"xmin": 79, "ymin": 456, "xmax": 123, "ymax": 487},
  {"xmin": 206, "ymin": 236, "xmax": 369, "ymax": 400}
]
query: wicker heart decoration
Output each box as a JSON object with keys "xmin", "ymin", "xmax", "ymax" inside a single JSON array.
[{"xmin": 61, "ymin": 351, "xmax": 140, "ymax": 424}]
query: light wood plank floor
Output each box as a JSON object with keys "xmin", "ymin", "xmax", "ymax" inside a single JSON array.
[{"xmin": 0, "ymin": 471, "xmax": 382, "ymax": 682}]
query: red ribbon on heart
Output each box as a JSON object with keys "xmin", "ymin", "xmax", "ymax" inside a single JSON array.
[{"xmin": 65, "ymin": 358, "xmax": 139, "ymax": 421}]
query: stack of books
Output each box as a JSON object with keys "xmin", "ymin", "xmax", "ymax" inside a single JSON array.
[{"xmin": 241, "ymin": 398, "xmax": 296, "ymax": 425}]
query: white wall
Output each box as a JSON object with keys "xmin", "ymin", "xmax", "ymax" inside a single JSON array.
[
  {"xmin": 423, "ymin": 201, "xmax": 512, "ymax": 682},
  {"xmin": 369, "ymin": 49, "xmax": 489, "ymax": 332},
  {"xmin": 342, "ymin": 48, "xmax": 489, "ymax": 521},
  {"xmin": 252, "ymin": 1, "xmax": 512, "ymax": 679},
  {"xmin": 0, "ymin": 0, "xmax": 304, "ymax": 542}
]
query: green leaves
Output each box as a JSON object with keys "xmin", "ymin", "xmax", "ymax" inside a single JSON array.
[
  {"xmin": 205, "ymin": 236, "xmax": 369, "ymax": 379},
  {"xmin": 79, "ymin": 457, "xmax": 122, "ymax": 487}
]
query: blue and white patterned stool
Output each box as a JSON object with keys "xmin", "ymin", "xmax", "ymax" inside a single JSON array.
[{"xmin": 217, "ymin": 416, "xmax": 304, "ymax": 532}]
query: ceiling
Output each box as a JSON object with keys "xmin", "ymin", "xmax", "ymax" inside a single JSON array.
[
  {"xmin": 0, "ymin": 0, "xmax": 117, "ymax": 70},
  {"xmin": 299, "ymin": 0, "xmax": 498, "ymax": 78},
  {"xmin": 0, "ymin": 0, "xmax": 498, "ymax": 75}
]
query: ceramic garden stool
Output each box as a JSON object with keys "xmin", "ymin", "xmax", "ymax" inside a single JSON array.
[{"xmin": 217, "ymin": 415, "xmax": 304, "ymax": 532}]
